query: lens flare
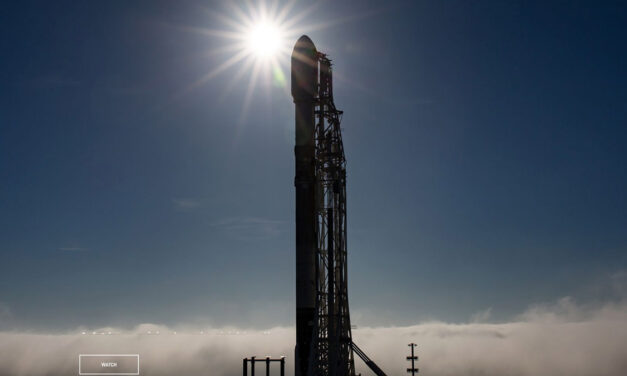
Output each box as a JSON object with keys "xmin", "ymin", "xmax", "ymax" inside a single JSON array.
[
  {"xmin": 246, "ymin": 22, "xmax": 281, "ymax": 58},
  {"xmin": 176, "ymin": 1, "xmax": 366, "ymax": 121}
]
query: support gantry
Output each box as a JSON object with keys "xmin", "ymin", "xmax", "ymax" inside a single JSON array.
[
  {"xmin": 309, "ymin": 52, "xmax": 355, "ymax": 376},
  {"xmin": 292, "ymin": 35, "xmax": 387, "ymax": 376}
]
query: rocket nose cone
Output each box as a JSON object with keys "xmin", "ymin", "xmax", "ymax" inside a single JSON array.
[
  {"xmin": 292, "ymin": 35, "xmax": 316, "ymax": 55},
  {"xmin": 291, "ymin": 35, "xmax": 317, "ymax": 100},
  {"xmin": 297, "ymin": 35, "xmax": 313, "ymax": 45}
]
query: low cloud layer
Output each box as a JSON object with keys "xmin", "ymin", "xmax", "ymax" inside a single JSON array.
[
  {"xmin": 353, "ymin": 298, "xmax": 627, "ymax": 376},
  {"xmin": 1, "ymin": 297, "xmax": 626, "ymax": 376}
]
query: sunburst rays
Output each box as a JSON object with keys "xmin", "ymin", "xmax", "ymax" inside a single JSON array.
[
  {"xmin": 173, "ymin": 1, "xmax": 381, "ymax": 124},
  {"xmin": 174, "ymin": 1, "xmax": 313, "ymax": 121}
]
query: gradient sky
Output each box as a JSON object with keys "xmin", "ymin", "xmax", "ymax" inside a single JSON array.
[{"xmin": 1, "ymin": 0, "xmax": 626, "ymax": 331}]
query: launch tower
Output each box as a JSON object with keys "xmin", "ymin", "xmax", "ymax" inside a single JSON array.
[{"xmin": 292, "ymin": 35, "xmax": 386, "ymax": 376}]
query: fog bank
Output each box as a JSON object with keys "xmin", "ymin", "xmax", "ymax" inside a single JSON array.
[{"xmin": 1, "ymin": 298, "xmax": 626, "ymax": 375}]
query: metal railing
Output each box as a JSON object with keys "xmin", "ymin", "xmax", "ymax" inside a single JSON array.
[{"xmin": 242, "ymin": 356, "xmax": 286, "ymax": 376}]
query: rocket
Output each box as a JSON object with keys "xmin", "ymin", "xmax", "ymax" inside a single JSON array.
[{"xmin": 291, "ymin": 35, "xmax": 318, "ymax": 376}]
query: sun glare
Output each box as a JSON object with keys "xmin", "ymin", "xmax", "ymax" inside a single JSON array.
[
  {"xmin": 246, "ymin": 22, "xmax": 282, "ymax": 58},
  {"xmin": 179, "ymin": 1, "xmax": 345, "ymax": 121}
]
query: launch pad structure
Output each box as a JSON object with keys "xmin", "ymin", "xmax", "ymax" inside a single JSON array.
[{"xmin": 292, "ymin": 35, "xmax": 387, "ymax": 376}]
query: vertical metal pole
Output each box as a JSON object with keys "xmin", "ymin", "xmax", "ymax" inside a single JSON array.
[
  {"xmin": 327, "ymin": 208, "xmax": 336, "ymax": 376},
  {"xmin": 266, "ymin": 357, "xmax": 270, "ymax": 376},
  {"xmin": 251, "ymin": 356, "xmax": 255, "ymax": 376},
  {"xmin": 407, "ymin": 343, "xmax": 418, "ymax": 376},
  {"xmin": 411, "ymin": 344, "xmax": 415, "ymax": 375},
  {"xmin": 243, "ymin": 359, "xmax": 248, "ymax": 376},
  {"xmin": 280, "ymin": 357, "xmax": 285, "ymax": 376}
]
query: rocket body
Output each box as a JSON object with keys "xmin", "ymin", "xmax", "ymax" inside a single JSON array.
[{"xmin": 291, "ymin": 35, "xmax": 318, "ymax": 376}]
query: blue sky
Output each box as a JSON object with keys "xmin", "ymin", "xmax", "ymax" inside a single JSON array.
[{"xmin": 1, "ymin": 0, "xmax": 626, "ymax": 331}]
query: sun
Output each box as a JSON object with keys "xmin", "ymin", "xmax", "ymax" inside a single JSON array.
[
  {"xmin": 177, "ymin": 1, "xmax": 340, "ymax": 121},
  {"xmin": 246, "ymin": 21, "xmax": 283, "ymax": 59}
]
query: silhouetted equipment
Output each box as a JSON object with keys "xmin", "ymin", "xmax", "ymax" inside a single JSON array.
[
  {"xmin": 293, "ymin": 35, "xmax": 318, "ymax": 376},
  {"xmin": 406, "ymin": 343, "xmax": 419, "ymax": 376},
  {"xmin": 243, "ymin": 356, "xmax": 286, "ymax": 376},
  {"xmin": 351, "ymin": 342, "xmax": 387, "ymax": 376},
  {"xmin": 292, "ymin": 35, "xmax": 387, "ymax": 376}
]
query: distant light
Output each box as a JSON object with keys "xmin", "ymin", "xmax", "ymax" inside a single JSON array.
[{"xmin": 246, "ymin": 22, "xmax": 281, "ymax": 58}]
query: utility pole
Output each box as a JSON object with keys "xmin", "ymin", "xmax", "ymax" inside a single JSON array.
[{"xmin": 406, "ymin": 343, "xmax": 419, "ymax": 376}]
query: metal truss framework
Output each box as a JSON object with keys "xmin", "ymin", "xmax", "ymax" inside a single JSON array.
[
  {"xmin": 309, "ymin": 52, "xmax": 355, "ymax": 376},
  {"xmin": 303, "ymin": 50, "xmax": 387, "ymax": 376}
]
